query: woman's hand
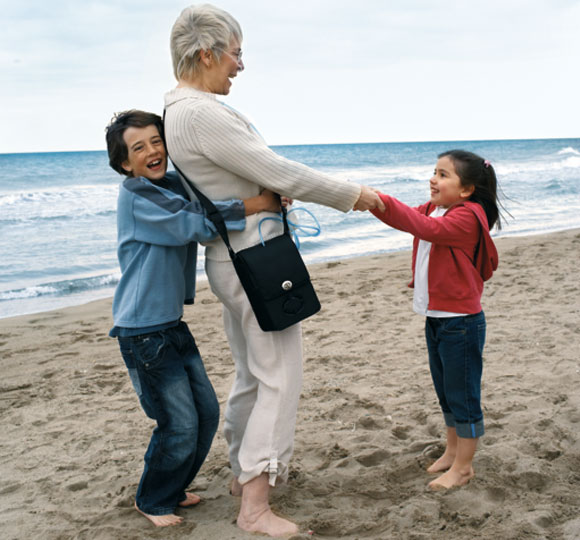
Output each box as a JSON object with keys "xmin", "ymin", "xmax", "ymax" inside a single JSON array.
[
  {"xmin": 353, "ymin": 186, "xmax": 385, "ymax": 212},
  {"xmin": 243, "ymin": 189, "xmax": 281, "ymax": 215}
]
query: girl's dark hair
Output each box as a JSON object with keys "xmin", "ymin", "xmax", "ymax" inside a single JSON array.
[
  {"xmin": 105, "ymin": 110, "xmax": 165, "ymax": 176},
  {"xmin": 438, "ymin": 149, "xmax": 502, "ymax": 230}
]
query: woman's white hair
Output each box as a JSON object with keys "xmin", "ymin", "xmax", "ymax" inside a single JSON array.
[{"xmin": 170, "ymin": 4, "xmax": 243, "ymax": 80}]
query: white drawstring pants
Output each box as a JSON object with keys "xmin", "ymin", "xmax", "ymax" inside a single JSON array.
[{"xmin": 206, "ymin": 258, "xmax": 303, "ymax": 486}]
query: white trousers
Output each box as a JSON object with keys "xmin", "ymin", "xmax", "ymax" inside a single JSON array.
[{"xmin": 205, "ymin": 258, "xmax": 303, "ymax": 486}]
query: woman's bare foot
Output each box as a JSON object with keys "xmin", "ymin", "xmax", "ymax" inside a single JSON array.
[
  {"xmin": 178, "ymin": 492, "xmax": 201, "ymax": 507},
  {"xmin": 237, "ymin": 474, "xmax": 298, "ymax": 538},
  {"xmin": 237, "ymin": 508, "xmax": 299, "ymax": 538},
  {"xmin": 134, "ymin": 502, "xmax": 183, "ymax": 527},
  {"xmin": 426, "ymin": 452, "xmax": 455, "ymax": 474},
  {"xmin": 230, "ymin": 477, "xmax": 243, "ymax": 497},
  {"xmin": 428, "ymin": 467, "xmax": 474, "ymax": 490}
]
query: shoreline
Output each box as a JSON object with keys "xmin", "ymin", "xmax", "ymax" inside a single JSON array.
[
  {"xmin": 1, "ymin": 228, "xmax": 579, "ymax": 539},
  {"xmin": 2, "ymin": 225, "xmax": 578, "ymax": 322}
]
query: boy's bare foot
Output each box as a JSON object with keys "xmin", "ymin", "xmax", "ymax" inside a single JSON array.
[
  {"xmin": 428, "ymin": 467, "xmax": 474, "ymax": 490},
  {"xmin": 426, "ymin": 453, "xmax": 455, "ymax": 474},
  {"xmin": 178, "ymin": 492, "xmax": 201, "ymax": 507},
  {"xmin": 237, "ymin": 508, "xmax": 299, "ymax": 538},
  {"xmin": 230, "ymin": 477, "xmax": 243, "ymax": 497},
  {"xmin": 134, "ymin": 502, "xmax": 183, "ymax": 527}
]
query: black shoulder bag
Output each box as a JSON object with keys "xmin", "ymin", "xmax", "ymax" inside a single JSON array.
[{"xmin": 168, "ymin": 160, "xmax": 321, "ymax": 332}]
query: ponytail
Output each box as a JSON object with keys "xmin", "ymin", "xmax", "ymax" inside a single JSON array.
[{"xmin": 438, "ymin": 149, "xmax": 503, "ymax": 230}]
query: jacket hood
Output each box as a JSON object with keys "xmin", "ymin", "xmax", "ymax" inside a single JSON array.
[
  {"xmin": 422, "ymin": 201, "xmax": 498, "ymax": 281},
  {"xmin": 464, "ymin": 202, "xmax": 498, "ymax": 281}
]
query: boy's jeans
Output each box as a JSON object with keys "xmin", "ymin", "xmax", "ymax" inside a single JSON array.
[
  {"xmin": 118, "ymin": 321, "xmax": 219, "ymax": 515},
  {"xmin": 425, "ymin": 311, "xmax": 486, "ymax": 439}
]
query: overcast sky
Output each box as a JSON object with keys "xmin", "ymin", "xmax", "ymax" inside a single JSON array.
[{"xmin": 1, "ymin": 0, "xmax": 579, "ymax": 153}]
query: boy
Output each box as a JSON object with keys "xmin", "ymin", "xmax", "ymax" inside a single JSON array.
[{"xmin": 105, "ymin": 110, "xmax": 278, "ymax": 527}]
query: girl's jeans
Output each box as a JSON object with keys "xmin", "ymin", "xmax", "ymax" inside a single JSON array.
[
  {"xmin": 425, "ymin": 311, "xmax": 486, "ymax": 439},
  {"xmin": 118, "ymin": 321, "xmax": 219, "ymax": 515}
]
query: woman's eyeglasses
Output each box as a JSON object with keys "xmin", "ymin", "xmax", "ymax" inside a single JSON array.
[{"xmin": 221, "ymin": 49, "xmax": 244, "ymax": 70}]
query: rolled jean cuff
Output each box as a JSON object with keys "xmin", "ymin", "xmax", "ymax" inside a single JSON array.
[
  {"xmin": 443, "ymin": 412, "xmax": 456, "ymax": 428},
  {"xmin": 455, "ymin": 419, "xmax": 484, "ymax": 439},
  {"xmin": 136, "ymin": 502, "xmax": 176, "ymax": 516}
]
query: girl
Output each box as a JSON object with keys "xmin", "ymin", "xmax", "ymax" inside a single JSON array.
[{"xmin": 372, "ymin": 150, "xmax": 500, "ymax": 490}]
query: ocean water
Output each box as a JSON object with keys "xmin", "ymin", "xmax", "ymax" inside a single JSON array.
[{"xmin": 1, "ymin": 138, "xmax": 579, "ymax": 319}]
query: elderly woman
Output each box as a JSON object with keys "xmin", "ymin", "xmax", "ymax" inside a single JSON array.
[{"xmin": 164, "ymin": 4, "xmax": 383, "ymax": 537}]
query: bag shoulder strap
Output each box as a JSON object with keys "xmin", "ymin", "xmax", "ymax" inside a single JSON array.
[{"xmin": 162, "ymin": 110, "xmax": 289, "ymax": 260}]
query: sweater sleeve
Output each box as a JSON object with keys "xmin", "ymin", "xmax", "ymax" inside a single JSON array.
[
  {"xmin": 186, "ymin": 103, "xmax": 361, "ymax": 213},
  {"xmin": 371, "ymin": 193, "xmax": 480, "ymax": 248},
  {"xmin": 122, "ymin": 179, "xmax": 246, "ymax": 247}
]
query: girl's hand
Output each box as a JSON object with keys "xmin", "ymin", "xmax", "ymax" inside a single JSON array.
[
  {"xmin": 243, "ymin": 189, "xmax": 281, "ymax": 215},
  {"xmin": 281, "ymin": 196, "xmax": 293, "ymax": 207},
  {"xmin": 353, "ymin": 185, "xmax": 385, "ymax": 212}
]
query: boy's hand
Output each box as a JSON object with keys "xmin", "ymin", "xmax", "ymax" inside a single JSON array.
[
  {"xmin": 260, "ymin": 189, "xmax": 282, "ymax": 212},
  {"xmin": 243, "ymin": 189, "xmax": 281, "ymax": 215}
]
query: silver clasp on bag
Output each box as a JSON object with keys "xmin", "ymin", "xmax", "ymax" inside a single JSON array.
[{"xmin": 282, "ymin": 280, "xmax": 293, "ymax": 291}]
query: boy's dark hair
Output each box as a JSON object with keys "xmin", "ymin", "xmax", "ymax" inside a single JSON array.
[
  {"xmin": 438, "ymin": 149, "xmax": 503, "ymax": 230},
  {"xmin": 105, "ymin": 110, "xmax": 165, "ymax": 176}
]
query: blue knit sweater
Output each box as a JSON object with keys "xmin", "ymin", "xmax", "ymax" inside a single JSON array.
[{"xmin": 111, "ymin": 172, "xmax": 245, "ymax": 331}]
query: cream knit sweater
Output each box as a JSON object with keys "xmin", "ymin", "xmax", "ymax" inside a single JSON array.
[{"xmin": 164, "ymin": 86, "xmax": 361, "ymax": 261}]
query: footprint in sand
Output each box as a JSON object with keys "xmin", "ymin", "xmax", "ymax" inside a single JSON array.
[
  {"xmin": 484, "ymin": 486, "xmax": 506, "ymax": 502},
  {"xmin": 67, "ymin": 480, "xmax": 89, "ymax": 492},
  {"xmin": 0, "ymin": 483, "xmax": 22, "ymax": 496},
  {"xmin": 509, "ymin": 471, "xmax": 550, "ymax": 492},
  {"xmin": 93, "ymin": 363, "xmax": 117, "ymax": 371},
  {"xmin": 355, "ymin": 448, "xmax": 391, "ymax": 467},
  {"xmin": 392, "ymin": 425, "xmax": 411, "ymax": 440},
  {"xmin": 357, "ymin": 415, "xmax": 385, "ymax": 430}
]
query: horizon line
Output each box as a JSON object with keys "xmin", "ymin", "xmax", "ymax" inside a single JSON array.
[{"xmin": 1, "ymin": 135, "xmax": 579, "ymax": 156}]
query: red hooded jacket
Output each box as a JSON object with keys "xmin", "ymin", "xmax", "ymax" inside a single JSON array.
[{"xmin": 371, "ymin": 194, "xmax": 498, "ymax": 314}]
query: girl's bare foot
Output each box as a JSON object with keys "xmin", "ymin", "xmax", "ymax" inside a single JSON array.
[
  {"xmin": 230, "ymin": 477, "xmax": 243, "ymax": 497},
  {"xmin": 427, "ymin": 428, "xmax": 458, "ymax": 474},
  {"xmin": 178, "ymin": 492, "xmax": 201, "ymax": 507},
  {"xmin": 428, "ymin": 467, "xmax": 474, "ymax": 490},
  {"xmin": 430, "ymin": 436, "xmax": 478, "ymax": 489},
  {"xmin": 426, "ymin": 453, "xmax": 455, "ymax": 474},
  {"xmin": 134, "ymin": 502, "xmax": 183, "ymax": 527}
]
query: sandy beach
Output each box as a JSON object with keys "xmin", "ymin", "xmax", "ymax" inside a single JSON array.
[{"xmin": 1, "ymin": 228, "xmax": 579, "ymax": 540}]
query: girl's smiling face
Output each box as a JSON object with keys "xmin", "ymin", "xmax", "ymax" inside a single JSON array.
[{"xmin": 429, "ymin": 156, "xmax": 474, "ymax": 208}]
